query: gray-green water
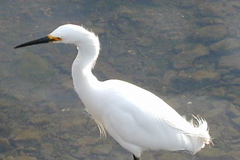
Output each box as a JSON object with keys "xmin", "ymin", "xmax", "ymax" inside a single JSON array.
[{"xmin": 1, "ymin": 0, "xmax": 240, "ymax": 159}]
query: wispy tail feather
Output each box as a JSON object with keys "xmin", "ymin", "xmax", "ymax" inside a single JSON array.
[{"xmin": 183, "ymin": 116, "xmax": 212, "ymax": 154}]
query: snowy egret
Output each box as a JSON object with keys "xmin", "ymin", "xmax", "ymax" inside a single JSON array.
[{"xmin": 15, "ymin": 24, "xmax": 211, "ymax": 160}]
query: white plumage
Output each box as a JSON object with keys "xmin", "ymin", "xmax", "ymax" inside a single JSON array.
[{"xmin": 15, "ymin": 24, "xmax": 211, "ymax": 160}]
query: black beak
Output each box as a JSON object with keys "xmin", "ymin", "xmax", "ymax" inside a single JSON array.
[{"xmin": 14, "ymin": 36, "xmax": 54, "ymax": 49}]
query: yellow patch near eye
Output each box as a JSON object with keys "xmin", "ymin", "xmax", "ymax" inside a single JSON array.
[{"xmin": 48, "ymin": 35, "xmax": 62, "ymax": 41}]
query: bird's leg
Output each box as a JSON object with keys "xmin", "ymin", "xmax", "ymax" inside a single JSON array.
[{"xmin": 133, "ymin": 154, "xmax": 140, "ymax": 160}]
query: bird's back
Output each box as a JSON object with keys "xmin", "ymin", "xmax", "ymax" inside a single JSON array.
[{"xmin": 88, "ymin": 79, "xmax": 211, "ymax": 157}]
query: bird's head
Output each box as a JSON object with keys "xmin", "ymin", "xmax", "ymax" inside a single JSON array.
[{"xmin": 14, "ymin": 24, "xmax": 97, "ymax": 49}]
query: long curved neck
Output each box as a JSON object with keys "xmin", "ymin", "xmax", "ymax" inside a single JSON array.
[{"xmin": 71, "ymin": 39, "xmax": 100, "ymax": 99}]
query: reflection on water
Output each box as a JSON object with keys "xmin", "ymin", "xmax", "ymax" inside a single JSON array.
[{"xmin": 1, "ymin": 0, "xmax": 240, "ymax": 160}]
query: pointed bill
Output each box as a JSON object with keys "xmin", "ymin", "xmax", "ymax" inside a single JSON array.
[{"xmin": 14, "ymin": 35, "xmax": 62, "ymax": 49}]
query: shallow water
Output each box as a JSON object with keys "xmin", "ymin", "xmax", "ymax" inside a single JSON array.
[{"xmin": 1, "ymin": 0, "xmax": 240, "ymax": 160}]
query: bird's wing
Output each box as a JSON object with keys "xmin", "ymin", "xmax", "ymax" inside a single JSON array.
[{"xmin": 101, "ymin": 80, "xmax": 192, "ymax": 150}]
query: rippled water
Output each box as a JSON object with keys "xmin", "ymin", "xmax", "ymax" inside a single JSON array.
[{"xmin": 1, "ymin": 0, "xmax": 240, "ymax": 160}]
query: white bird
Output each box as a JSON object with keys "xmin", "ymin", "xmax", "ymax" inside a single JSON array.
[{"xmin": 14, "ymin": 24, "xmax": 211, "ymax": 160}]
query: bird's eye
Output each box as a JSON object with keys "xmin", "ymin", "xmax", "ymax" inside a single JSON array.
[{"xmin": 55, "ymin": 37, "xmax": 62, "ymax": 41}]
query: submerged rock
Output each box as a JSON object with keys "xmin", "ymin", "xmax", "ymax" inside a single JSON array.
[
  {"xmin": 13, "ymin": 129, "xmax": 41, "ymax": 143},
  {"xmin": 172, "ymin": 44, "xmax": 209, "ymax": 69},
  {"xmin": 210, "ymin": 38, "xmax": 240, "ymax": 54},
  {"xmin": 29, "ymin": 114, "xmax": 51, "ymax": 126},
  {"xmin": 190, "ymin": 70, "xmax": 220, "ymax": 81},
  {"xmin": 191, "ymin": 25, "xmax": 227, "ymax": 43},
  {"xmin": 197, "ymin": 2, "xmax": 237, "ymax": 18},
  {"xmin": 219, "ymin": 54, "xmax": 240, "ymax": 68}
]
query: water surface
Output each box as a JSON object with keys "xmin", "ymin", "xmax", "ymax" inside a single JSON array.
[{"xmin": 1, "ymin": 0, "xmax": 240, "ymax": 159}]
